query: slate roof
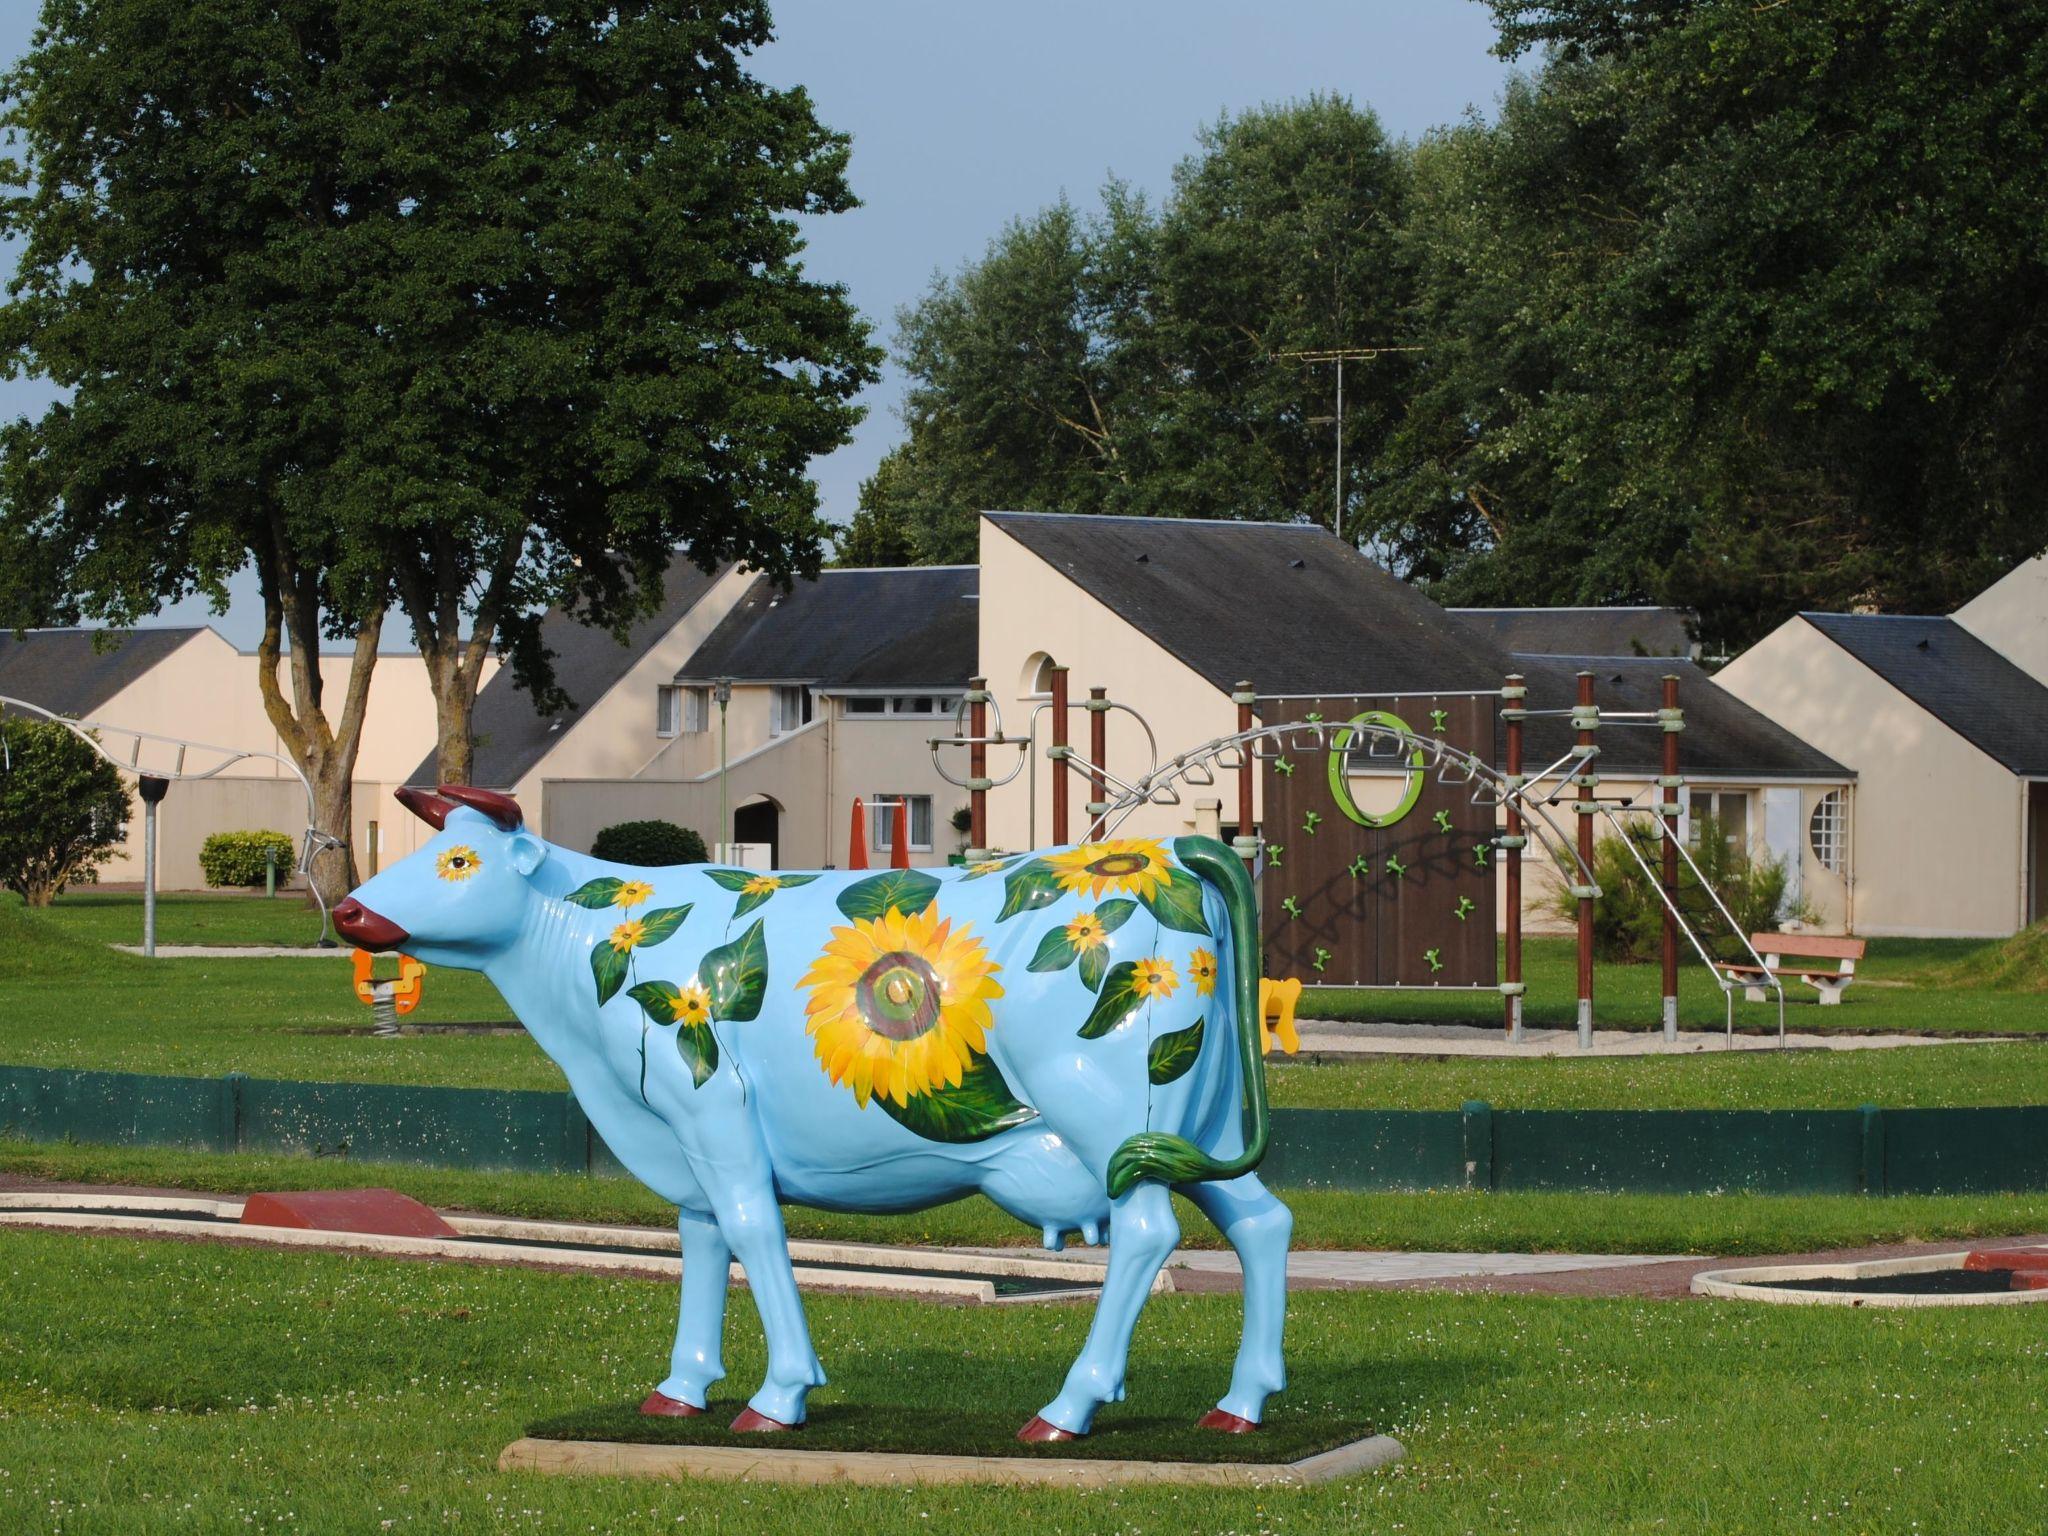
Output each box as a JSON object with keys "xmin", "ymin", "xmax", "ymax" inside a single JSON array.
[
  {"xmin": 422, "ymin": 554, "xmax": 729, "ymax": 789},
  {"xmin": 1511, "ymin": 656, "xmax": 1850, "ymax": 780},
  {"xmin": 0, "ymin": 627, "xmax": 209, "ymax": 717},
  {"xmin": 987, "ymin": 513, "xmax": 1509, "ymax": 696},
  {"xmin": 1452, "ymin": 606, "xmax": 1694, "ymax": 658},
  {"xmin": 677, "ymin": 566, "xmax": 979, "ymax": 690},
  {"xmin": 1801, "ymin": 613, "xmax": 2048, "ymax": 775}
]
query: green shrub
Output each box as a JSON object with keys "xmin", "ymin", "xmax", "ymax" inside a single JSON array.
[
  {"xmin": 198, "ymin": 830, "xmax": 297, "ymax": 888},
  {"xmin": 590, "ymin": 819, "xmax": 708, "ymax": 867},
  {"xmin": 0, "ymin": 719, "xmax": 132, "ymax": 906},
  {"xmin": 1554, "ymin": 813, "xmax": 1814, "ymax": 963}
]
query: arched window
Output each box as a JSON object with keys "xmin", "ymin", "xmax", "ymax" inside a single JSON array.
[
  {"xmin": 1020, "ymin": 651, "xmax": 1057, "ymax": 699},
  {"xmin": 1808, "ymin": 789, "xmax": 1844, "ymax": 873}
]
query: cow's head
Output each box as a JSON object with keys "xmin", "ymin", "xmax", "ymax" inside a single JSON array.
[{"xmin": 333, "ymin": 786, "xmax": 549, "ymax": 967}]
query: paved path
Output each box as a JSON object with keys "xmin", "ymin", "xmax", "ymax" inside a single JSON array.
[
  {"xmin": 114, "ymin": 944, "xmax": 343, "ymax": 958},
  {"xmin": 1287, "ymin": 1019, "xmax": 2022, "ymax": 1058}
]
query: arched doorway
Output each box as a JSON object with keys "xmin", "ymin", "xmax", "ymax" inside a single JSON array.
[{"xmin": 732, "ymin": 795, "xmax": 782, "ymax": 868}]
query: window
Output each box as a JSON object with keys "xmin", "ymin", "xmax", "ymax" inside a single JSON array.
[
  {"xmin": 1808, "ymin": 789, "xmax": 1844, "ymax": 873},
  {"xmin": 1689, "ymin": 789, "xmax": 1750, "ymax": 853},
  {"xmin": 655, "ymin": 685, "xmax": 682, "ymax": 738},
  {"xmin": 841, "ymin": 694, "xmax": 962, "ymax": 719},
  {"xmin": 870, "ymin": 794, "xmax": 933, "ymax": 852},
  {"xmin": 771, "ymin": 686, "xmax": 813, "ymax": 735},
  {"xmin": 683, "ymin": 687, "xmax": 709, "ymax": 734}
]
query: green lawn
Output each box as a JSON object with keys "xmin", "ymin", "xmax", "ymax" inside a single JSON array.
[
  {"xmin": 7, "ymin": 898, "xmax": 2048, "ymax": 1106},
  {"xmin": 10, "ymin": 1138, "xmax": 2048, "ymax": 1257},
  {"xmin": 0, "ymin": 1227, "xmax": 2040, "ymax": 1534},
  {"xmin": 6, "ymin": 886, "xmax": 333, "ymax": 948}
]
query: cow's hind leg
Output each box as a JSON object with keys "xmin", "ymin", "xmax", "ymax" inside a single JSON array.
[
  {"xmin": 712, "ymin": 1186, "xmax": 827, "ymax": 1431},
  {"xmin": 645, "ymin": 1207, "xmax": 731, "ymax": 1415},
  {"xmin": 1019, "ymin": 1179, "xmax": 1178, "ymax": 1441},
  {"xmin": 1184, "ymin": 1173, "xmax": 1292, "ymax": 1429}
]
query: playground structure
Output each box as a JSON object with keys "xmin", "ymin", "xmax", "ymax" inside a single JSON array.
[
  {"xmin": 0, "ymin": 692, "xmax": 343, "ymax": 950},
  {"xmin": 933, "ymin": 667, "xmax": 1786, "ymax": 1046}
]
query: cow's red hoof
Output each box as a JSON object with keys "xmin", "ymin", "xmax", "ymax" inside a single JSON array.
[
  {"xmin": 639, "ymin": 1390, "xmax": 705, "ymax": 1418},
  {"xmin": 1198, "ymin": 1408, "xmax": 1259, "ymax": 1434},
  {"xmin": 1017, "ymin": 1415, "xmax": 1081, "ymax": 1444},
  {"xmin": 729, "ymin": 1407, "xmax": 797, "ymax": 1433}
]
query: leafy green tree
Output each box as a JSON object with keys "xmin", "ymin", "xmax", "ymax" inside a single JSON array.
[
  {"xmin": 0, "ymin": 1, "xmax": 878, "ymax": 905},
  {"xmin": 0, "ymin": 718, "xmax": 131, "ymax": 906},
  {"xmin": 1378, "ymin": 0, "xmax": 2048, "ymax": 647},
  {"xmin": 875, "ymin": 97, "xmax": 1411, "ymax": 557}
]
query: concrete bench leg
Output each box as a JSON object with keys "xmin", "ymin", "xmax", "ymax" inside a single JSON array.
[
  {"xmin": 1812, "ymin": 979, "xmax": 1849, "ymax": 1005},
  {"xmin": 1743, "ymin": 984, "xmax": 1768, "ymax": 1004}
]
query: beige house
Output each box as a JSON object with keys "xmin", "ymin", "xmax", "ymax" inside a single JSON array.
[
  {"xmin": 977, "ymin": 512, "xmax": 1854, "ymax": 931},
  {"xmin": 1717, "ymin": 553, "xmax": 2048, "ymax": 937},
  {"xmin": 0, "ymin": 625, "xmax": 483, "ymax": 889},
  {"xmin": 456, "ymin": 561, "xmax": 978, "ymax": 870}
]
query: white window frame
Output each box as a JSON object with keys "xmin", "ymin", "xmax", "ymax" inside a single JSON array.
[
  {"xmin": 655, "ymin": 685, "xmax": 682, "ymax": 739},
  {"xmin": 840, "ymin": 694, "xmax": 963, "ymax": 719},
  {"xmin": 771, "ymin": 686, "xmax": 813, "ymax": 736},
  {"xmin": 682, "ymin": 686, "xmax": 709, "ymax": 734},
  {"xmin": 869, "ymin": 794, "xmax": 934, "ymax": 853},
  {"xmin": 1808, "ymin": 789, "xmax": 1845, "ymax": 874}
]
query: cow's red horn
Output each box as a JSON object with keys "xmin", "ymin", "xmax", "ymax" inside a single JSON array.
[
  {"xmin": 438, "ymin": 784, "xmax": 524, "ymax": 831},
  {"xmin": 395, "ymin": 785, "xmax": 455, "ymax": 830}
]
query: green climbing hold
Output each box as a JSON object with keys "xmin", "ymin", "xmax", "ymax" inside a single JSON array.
[
  {"xmin": 1453, "ymin": 895, "xmax": 1476, "ymax": 921},
  {"xmin": 1266, "ymin": 843, "xmax": 1285, "ymax": 867},
  {"xmin": 1302, "ymin": 810, "xmax": 1322, "ymax": 835},
  {"xmin": 1430, "ymin": 709, "xmax": 1449, "ymax": 733},
  {"xmin": 1347, "ymin": 855, "xmax": 1371, "ymax": 879},
  {"xmin": 1312, "ymin": 946, "xmax": 1331, "ymax": 973},
  {"xmin": 1273, "ymin": 756, "xmax": 1294, "ymax": 777},
  {"xmin": 1424, "ymin": 947, "xmax": 1443, "ymax": 973},
  {"xmin": 1282, "ymin": 895, "xmax": 1303, "ymax": 920},
  {"xmin": 1472, "ymin": 844, "xmax": 1491, "ymax": 870},
  {"xmin": 1305, "ymin": 711, "xmax": 1323, "ymax": 723},
  {"xmin": 1386, "ymin": 854, "xmax": 1407, "ymax": 879},
  {"xmin": 1433, "ymin": 809, "xmax": 1453, "ymax": 834}
]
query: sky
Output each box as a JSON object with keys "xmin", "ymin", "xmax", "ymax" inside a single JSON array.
[{"xmin": 0, "ymin": 1, "xmax": 1514, "ymax": 649}]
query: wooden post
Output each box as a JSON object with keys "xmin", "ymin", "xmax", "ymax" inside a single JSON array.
[
  {"xmin": 1575, "ymin": 669, "xmax": 1598, "ymax": 1050},
  {"xmin": 1660, "ymin": 673, "xmax": 1683, "ymax": 1043},
  {"xmin": 1049, "ymin": 665, "xmax": 1071, "ymax": 846},
  {"xmin": 1502, "ymin": 674, "xmax": 1525, "ymax": 1040},
  {"xmin": 1086, "ymin": 686, "xmax": 1108, "ymax": 841},
  {"xmin": 1233, "ymin": 681, "xmax": 1257, "ymax": 876},
  {"xmin": 968, "ymin": 676, "xmax": 989, "ymax": 859}
]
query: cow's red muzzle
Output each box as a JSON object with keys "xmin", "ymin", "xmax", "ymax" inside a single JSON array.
[{"xmin": 333, "ymin": 898, "xmax": 409, "ymax": 951}]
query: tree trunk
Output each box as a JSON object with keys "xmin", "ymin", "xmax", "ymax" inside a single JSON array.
[
  {"xmin": 405, "ymin": 529, "xmax": 524, "ymax": 789},
  {"xmin": 305, "ymin": 764, "xmax": 359, "ymax": 912},
  {"xmin": 431, "ymin": 674, "xmax": 478, "ymax": 786}
]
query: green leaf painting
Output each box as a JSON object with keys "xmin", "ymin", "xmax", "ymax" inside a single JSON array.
[
  {"xmin": 1139, "ymin": 870, "xmax": 1209, "ymax": 935},
  {"xmin": 1078, "ymin": 961, "xmax": 1145, "ymax": 1039},
  {"xmin": 1026, "ymin": 898, "xmax": 1140, "ymax": 989},
  {"xmin": 564, "ymin": 876, "xmax": 642, "ymax": 910},
  {"xmin": 626, "ymin": 979, "xmax": 684, "ymax": 1023},
  {"xmin": 1147, "ymin": 1017, "xmax": 1205, "ymax": 1084},
  {"xmin": 836, "ymin": 869, "xmax": 940, "ymax": 923},
  {"xmin": 674, "ymin": 1024, "xmax": 719, "ymax": 1089},
  {"xmin": 701, "ymin": 917, "xmax": 769, "ymax": 1023},
  {"xmin": 636, "ymin": 904, "xmax": 692, "ymax": 946},
  {"xmin": 873, "ymin": 1052, "xmax": 1039, "ymax": 1143},
  {"xmin": 706, "ymin": 869, "xmax": 818, "ymax": 920},
  {"xmin": 702, "ymin": 869, "xmax": 758, "ymax": 892},
  {"xmin": 591, "ymin": 941, "xmax": 630, "ymax": 1006},
  {"xmin": 997, "ymin": 859, "xmax": 1064, "ymax": 922},
  {"xmin": 957, "ymin": 856, "xmax": 1020, "ymax": 881}
]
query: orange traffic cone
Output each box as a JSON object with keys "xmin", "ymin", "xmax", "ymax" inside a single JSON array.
[{"xmin": 847, "ymin": 799, "xmax": 869, "ymax": 870}]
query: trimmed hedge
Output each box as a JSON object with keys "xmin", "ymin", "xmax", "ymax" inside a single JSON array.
[
  {"xmin": 198, "ymin": 830, "xmax": 296, "ymax": 887},
  {"xmin": 589, "ymin": 819, "xmax": 708, "ymax": 868}
]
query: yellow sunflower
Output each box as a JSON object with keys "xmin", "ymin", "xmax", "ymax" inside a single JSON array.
[
  {"xmin": 1188, "ymin": 947, "xmax": 1218, "ymax": 997},
  {"xmin": 798, "ymin": 904, "xmax": 1005, "ymax": 1109},
  {"xmin": 1043, "ymin": 838, "xmax": 1175, "ymax": 902},
  {"xmin": 609, "ymin": 919, "xmax": 648, "ymax": 952},
  {"xmin": 672, "ymin": 982, "xmax": 712, "ymax": 1029},
  {"xmin": 436, "ymin": 845, "xmax": 481, "ymax": 882},
  {"xmin": 1064, "ymin": 911, "xmax": 1108, "ymax": 951},
  {"xmin": 613, "ymin": 879, "xmax": 654, "ymax": 909},
  {"xmin": 1132, "ymin": 956, "xmax": 1179, "ymax": 1001},
  {"xmin": 742, "ymin": 875, "xmax": 781, "ymax": 898},
  {"xmin": 966, "ymin": 859, "xmax": 1008, "ymax": 877}
]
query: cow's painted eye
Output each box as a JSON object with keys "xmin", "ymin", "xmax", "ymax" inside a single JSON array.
[{"xmin": 436, "ymin": 845, "xmax": 481, "ymax": 882}]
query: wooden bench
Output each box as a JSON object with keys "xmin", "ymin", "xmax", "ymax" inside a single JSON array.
[{"xmin": 1720, "ymin": 932, "xmax": 1866, "ymax": 1005}]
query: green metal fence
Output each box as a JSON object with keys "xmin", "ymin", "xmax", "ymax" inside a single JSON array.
[{"xmin": 4, "ymin": 1065, "xmax": 2046, "ymax": 1195}]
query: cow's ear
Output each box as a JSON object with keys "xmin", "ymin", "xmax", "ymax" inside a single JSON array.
[{"xmin": 508, "ymin": 832, "xmax": 547, "ymax": 877}]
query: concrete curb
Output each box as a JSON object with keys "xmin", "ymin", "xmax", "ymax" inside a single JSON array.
[{"xmin": 1692, "ymin": 1246, "xmax": 2048, "ymax": 1307}]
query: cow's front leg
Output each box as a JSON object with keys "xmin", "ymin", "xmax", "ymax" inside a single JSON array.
[
  {"xmin": 710, "ymin": 1181, "xmax": 827, "ymax": 1430},
  {"xmin": 644, "ymin": 1207, "xmax": 731, "ymax": 1415}
]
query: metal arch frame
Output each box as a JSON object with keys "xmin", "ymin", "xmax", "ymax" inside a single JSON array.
[{"xmin": 0, "ymin": 693, "xmax": 345, "ymax": 941}]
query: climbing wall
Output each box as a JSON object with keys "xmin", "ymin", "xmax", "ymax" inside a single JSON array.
[{"xmin": 1259, "ymin": 694, "xmax": 1498, "ymax": 988}]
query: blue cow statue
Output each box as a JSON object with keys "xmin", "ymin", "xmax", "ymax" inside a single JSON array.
[{"xmin": 334, "ymin": 784, "xmax": 1290, "ymax": 1442}]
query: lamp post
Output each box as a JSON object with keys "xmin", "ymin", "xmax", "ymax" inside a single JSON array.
[
  {"xmin": 714, "ymin": 677, "xmax": 733, "ymax": 859},
  {"xmin": 137, "ymin": 775, "xmax": 169, "ymax": 958}
]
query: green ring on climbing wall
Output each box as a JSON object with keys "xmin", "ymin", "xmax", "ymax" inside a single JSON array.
[{"xmin": 1326, "ymin": 709, "xmax": 1426, "ymax": 829}]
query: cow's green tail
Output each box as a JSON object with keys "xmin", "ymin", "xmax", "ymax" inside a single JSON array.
[{"xmin": 1105, "ymin": 836, "xmax": 1269, "ymax": 1199}]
